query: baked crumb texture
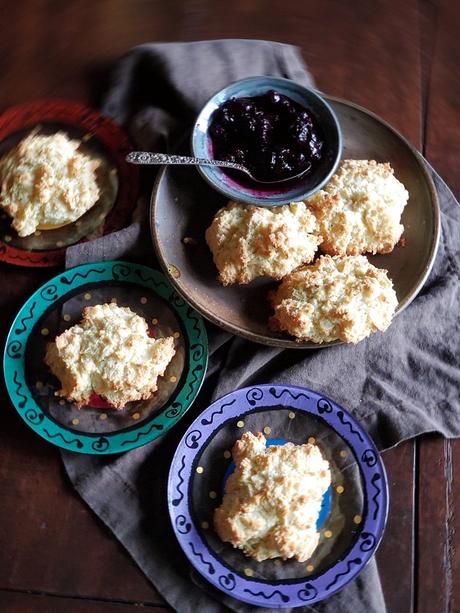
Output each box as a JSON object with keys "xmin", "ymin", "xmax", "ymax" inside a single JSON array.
[
  {"xmin": 214, "ymin": 431, "xmax": 331, "ymax": 563},
  {"xmin": 45, "ymin": 303, "xmax": 176, "ymax": 410},
  {"xmin": 306, "ymin": 159, "xmax": 408, "ymax": 255},
  {"xmin": 205, "ymin": 201, "xmax": 321, "ymax": 285},
  {"xmin": 269, "ymin": 254, "xmax": 398, "ymax": 344},
  {"xmin": 0, "ymin": 131, "xmax": 100, "ymax": 237}
]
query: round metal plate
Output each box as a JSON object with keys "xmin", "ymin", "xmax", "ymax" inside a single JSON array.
[{"xmin": 151, "ymin": 96, "xmax": 440, "ymax": 348}]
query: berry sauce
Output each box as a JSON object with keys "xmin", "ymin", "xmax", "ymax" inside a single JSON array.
[{"xmin": 209, "ymin": 90, "xmax": 323, "ymax": 183}]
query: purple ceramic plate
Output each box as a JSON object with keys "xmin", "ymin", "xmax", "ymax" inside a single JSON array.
[{"xmin": 168, "ymin": 384, "xmax": 388, "ymax": 608}]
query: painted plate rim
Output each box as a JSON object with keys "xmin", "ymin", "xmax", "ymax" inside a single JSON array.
[
  {"xmin": 150, "ymin": 95, "xmax": 440, "ymax": 349},
  {"xmin": 0, "ymin": 98, "xmax": 139, "ymax": 267},
  {"xmin": 168, "ymin": 383, "xmax": 389, "ymax": 608},
  {"xmin": 3, "ymin": 260, "xmax": 208, "ymax": 454}
]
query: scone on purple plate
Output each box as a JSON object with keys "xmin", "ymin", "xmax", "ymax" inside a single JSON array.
[{"xmin": 214, "ymin": 431, "xmax": 331, "ymax": 562}]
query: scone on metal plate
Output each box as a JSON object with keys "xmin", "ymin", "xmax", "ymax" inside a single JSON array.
[
  {"xmin": 45, "ymin": 303, "xmax": 176, "ymax": 410},
  {"xmin": 0, "ymin": 131, "xmax": 100, "ymax": 237},
  {"xmin": 306, "ymin": 159, "xmax": 409, "ymax": 255},
  {"xmin": 214, "ymin": 431, "xmax": 331, "ymax": 563},
  {"xmin": 269, "ymin": 255, "xmax": 398, "ymax": 344},
  {"xmin": 205, "ymin": 201, "xmax": 321, "ymax": 285}
]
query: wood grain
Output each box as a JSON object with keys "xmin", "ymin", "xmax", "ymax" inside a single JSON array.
[
  {"xmin": 417, "ymin": 1, "xmax": 460, "ymax": 611},
  {"xmin": 0, "ymin": 590, "xmax": 171, "ymax": 612}
]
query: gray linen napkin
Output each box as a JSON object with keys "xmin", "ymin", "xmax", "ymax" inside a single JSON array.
[{"xmin": 62, "ymin": 40, "xmax": 460, "ymax": 613}]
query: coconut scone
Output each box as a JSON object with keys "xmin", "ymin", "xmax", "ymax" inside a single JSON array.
[
  {"xmin": 205, "ymin": 201, "xmax": 321, "ymax": 285},
  {"xmin": 45, "ymin": 303, "xmax": 175, "ymax": 409},
  {"xmin": 269, "ymin": 255, "xmax": 398, "ymax": 344},
  {"xmin": 306, "ymin": 159, "xmax": 408, "ymax": 255},
  {"xmin": 214, "ymin": 432, "xmax": 331, "ymax": 562},
  {"xmin": 0, "ymin": 131, "xmax": 100, "ymax": 237}
]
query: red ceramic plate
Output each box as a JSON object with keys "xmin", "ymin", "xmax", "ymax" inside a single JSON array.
[{"xmin": 0, "ymin": 99, "xmax": 139, "ymax": 267}]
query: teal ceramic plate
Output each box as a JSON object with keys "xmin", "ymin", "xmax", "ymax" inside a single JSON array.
[{"xmin": 4, "ymin": 260, "xmax": 208, "ymax": 454}]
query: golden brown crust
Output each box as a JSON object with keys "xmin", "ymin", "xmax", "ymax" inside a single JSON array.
[
  {"xmin": 214, "ymin": 432, "xmax": 331, "ymax": 562},
  {"xmin": 0, "ymin": 131, "xmax": 100, "ymax": 237},
  {"xmin": 269, "ymin": 255, "xmax": 398, "ymax": 344},
  {"xmin": 205, "ymin": 201, "xmax": 320, "ymax": 285},
  {"xmin": 45, "ymin": 303, "xmax": 176, "ymax": 409},
  {"xmin": 306, "ymin": 160, "xmax": 408, "ymax": 256}
]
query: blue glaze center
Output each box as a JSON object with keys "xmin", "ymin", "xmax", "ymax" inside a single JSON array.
[{"xmin": 222, "ymin": 438, "xmax": 331, "ymax": 530}]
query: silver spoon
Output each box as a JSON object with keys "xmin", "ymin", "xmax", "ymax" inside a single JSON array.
[{"xmin": 125, "ymin": 151, "xmax": 311, "ymax": 184}]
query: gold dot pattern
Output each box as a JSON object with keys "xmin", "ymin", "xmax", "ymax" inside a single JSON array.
[
  {"xmin": 196, "ymin": 466, "xmax": 204, "ymax": 474},
  {"xmin": 306, "ymin": 564, "xmax": 315, "ymax": 573},
  {"xmin": 353, "ymin": 515, "xmax": 362, "ymax": 525},
  {"xmin": 99, "ymin": 413, "xmax": 108, "ymax": 421},
  {"xmin": 71, "ymin": 418, "xmax": 80, "ymax": 426},
  {"xmin": 244, "ymin": 568, "xmax": 254, "ymax": 577},
  {"xmin": 170, "ymin": 376, "xmax": 177, "ymax": 383},
  {"xmin": 288, "ymin": 411, "xmax": 296, "ymax": 419},
  {"xmin": 308, "ymin": 436, "xmax": 316, "ymax": 444},
  {"xmin": 63, "ymin": 314, "xmax": 71, "ymax": 322},
  {"xmin": 59, "ymin": 399, "xmax": 66, "ymax": 406},
  {"xmin": 132, "ymin": 412, "xmax": 140, "ymax": 420},
  {"xmin": 236, "ymin": 420, "xmax": 244, "ymax": 428},
  {"xmin": 41, "ymin": 328, "xmax": 49, "ymax": 336},
  {"xmin": 152, "ymin": 318, "xmax": 158, "ymax": 325},
  {"xmin": 263, "ymin": 426, "xmax": 271, "ymax": 435},
  {"xmin": 340, "ymin": 450, "xmax": 348, "ymax": 458},
  {"xmin": 324, "ymin": 530, "xmax": 333, "ymax": 538},
  {"xmin": 223, "ymin": 450, "xmax": 231, "ymax": 459},
  {"xmin": 56, "ymin": 241, "xmax": 64, "ymax": 248},
  {"xmin": 173, "ymin": 332, "xmax": 180, "ymax": 339},
  {"xmin": 168, "ymin": 264, "xmax": 180, "ymax": 279},
  {"xmin": 140, "ymin": 297, "xmax": 148, "ymax": 304},
  {"xmin": 4, "ymin": 235, "xmax": 12, "ymax": 242},
  {"xmin": 201, "ymin": 521, "xmax": 209, "ymax": 529},
  {"xmin": 209, "ymin": 491, "xmax": 217, "ymax": 499},
  {"xmin": 84, "ymin": 292, "xmax": 92, "ymax": 300},
  {"xmin": 336, "ymin": 485, "xmax": 344, "ymax": 494}
]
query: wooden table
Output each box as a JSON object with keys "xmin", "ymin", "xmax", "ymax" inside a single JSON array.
[{"xmin": 0, "ymin": 1, "xmax": 459, "ymax": 611}]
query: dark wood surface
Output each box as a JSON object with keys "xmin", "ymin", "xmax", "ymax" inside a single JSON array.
[{"xmin": 0, "ymin": 1, "xmax": 458, "ymax": 611}]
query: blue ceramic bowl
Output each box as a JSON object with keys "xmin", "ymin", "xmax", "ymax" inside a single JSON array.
[{"xmin": 191, "ymin": 76, "xmax": 342, "ymax": 206}]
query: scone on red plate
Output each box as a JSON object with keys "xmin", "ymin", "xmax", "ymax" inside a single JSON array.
[
  {"xmin": 205, "ymin": 201, "xmax": 321, "ymax": 285},
  {"xmin": 214, "ymin": 431, "xmax": 331, "ymax": 562},
  {"xmin": 45, "ymin": 303, "xmax": 175, "ymax": 409},
  {"xmin": 306, "ymin": 159, "xmax": 408, "ymax": 256},
  {"xmin": 0, "ymin": 131, "xmax": 100, "ymax": 237},
  {"xmin": 269, "ymin": 255, "xmax": 398, "ymax": 344}
]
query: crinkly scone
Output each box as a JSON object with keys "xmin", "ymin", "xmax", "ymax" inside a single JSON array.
[
  {"xmin": 214, "ymin": 432, "xmax": 331, "ymax": 562},
  {"xmin": 0, "ymin": 131, "xmax": 100, "ymax": 237},
  {"xmin": 45, "ymin": 303, "xmax": 175, "ymax": 409},
  {"xmin": 306, "ymin": 160, "xmax": 408, "ymax": 255},
  {"xmin": 205, "ymin": 201, "xmax": 320, "ymax": 285},
  {"xmin": 269, "ymin": 255, "xmax": 398, "ymax": 344}
]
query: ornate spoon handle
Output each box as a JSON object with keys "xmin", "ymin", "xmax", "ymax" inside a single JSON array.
[{"xmin": 126, "ymin": 151, "xmax": 248, "ymax": 174}]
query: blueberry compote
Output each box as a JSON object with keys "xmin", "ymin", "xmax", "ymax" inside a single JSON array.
[{"xmin": 209, "ymin": 90, "xmax": 323, "ymax": 183}]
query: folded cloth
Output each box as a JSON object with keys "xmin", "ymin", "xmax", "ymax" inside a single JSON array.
[{"xmin": 62, "ymin": 40, "xmax": 460, "ymax": 613}]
